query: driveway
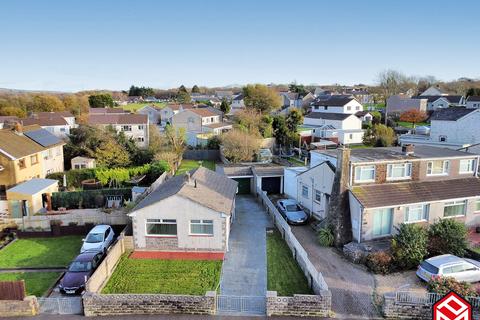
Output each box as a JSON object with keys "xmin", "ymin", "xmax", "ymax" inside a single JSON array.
[
  {"xmin": 292, "ymin": 225, "xmax": 380, "ymax": 319},
  {"xmin": 219, "ymin": 195, "xmax": 272, "ymax": 296}
]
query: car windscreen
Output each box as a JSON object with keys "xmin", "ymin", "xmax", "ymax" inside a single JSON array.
[
  {"xmin": 85, "ymin": 233, "xmax": 103, "ymax": 243},
  {"xmin": 285, "ymin": 205, "xmax": 301, "ymax": 212},
  {"xmin": 420, "ymin": 261, "xmax": 439, "ymax": 274},
  {"xmin": 69, "ymin": 261, "xmax": 92, "ymax": 272}
]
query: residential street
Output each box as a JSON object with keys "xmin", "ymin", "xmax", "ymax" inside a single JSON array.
[{"xmin": 219, "ymin": 195, "xmax": 273, "ymax": 296}]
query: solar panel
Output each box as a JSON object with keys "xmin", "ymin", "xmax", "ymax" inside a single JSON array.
[{"xmin": 24, "ymin": 129, "xmax": 62, "ymax": 147}]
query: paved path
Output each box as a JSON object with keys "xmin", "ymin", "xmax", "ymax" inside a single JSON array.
[
  {"xmin": 219, "ymin": 195, "xmax": 272, "ymax": 296},
  {"xmin": 6, "ymin": 314, "xmax": 325, "ymax": 320},
  {"xmin": 292, "ymin": 225, "xmax": 381, "ymax": 319}
]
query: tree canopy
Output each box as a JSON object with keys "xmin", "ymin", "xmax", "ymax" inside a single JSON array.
[
  {"xmin": 399, "ymin": 109, "xmax": 428, "ymax": 128},
  {"xmin": 128, "ymin": 85, "xmax": 154, "ymax": 97},
  {"xmin": 88, "ymin": 93, "xmax": 114, "ymax": 108},
  {"xmin": 191, "ymin": 85, "xmax": 200, "ymax": 93},
  {"xmin": 220, "ymin": 98, "xmax": 231, "ymax": 114},
  {"xmin": 243, "ymin": 84, "xmax": 282, "ymax": 113}
]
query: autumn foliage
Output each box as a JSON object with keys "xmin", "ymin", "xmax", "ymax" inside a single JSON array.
[{"xmin": 399, "ymin": 109, "xmax": 428, "ymax": 127}]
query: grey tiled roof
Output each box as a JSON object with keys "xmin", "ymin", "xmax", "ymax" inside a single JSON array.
[
  {"xmin": 430, "ymin": 107, "xmax": 476, "ymax": 121},
  {"xmin": 312, "ymin": 95, "xmax": 354, "ymax": 106},
  {"xmin": 305, "ymin": 112, "xmax": 353, "ymax": 120}
]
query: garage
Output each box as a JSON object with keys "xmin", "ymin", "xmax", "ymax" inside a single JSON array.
[
  {"xmin": 233, "ymin": 178, "xmax": 252, "ymax": 194},
  {"xmin": 261, "ymin": 177, "xmax": 282, "ymax": 194}
]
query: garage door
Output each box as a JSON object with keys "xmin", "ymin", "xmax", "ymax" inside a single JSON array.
[
  {"xmin": 261, "ymin": 177, "xmax": 281, "ymax": 194},
  {"xmin": 233, "ymin": 178, "xmax": 251, "ymax": 194}
]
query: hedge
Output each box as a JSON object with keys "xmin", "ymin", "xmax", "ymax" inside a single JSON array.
[
  {"xmin": 47, "ymin": 169, "xmax": 96, "ymax": 189},
  {"xmin": 52, "ymin": 188, "xmax": 132, "ymax": 210}
]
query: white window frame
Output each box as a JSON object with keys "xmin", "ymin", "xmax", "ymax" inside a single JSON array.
[
  {"xmin": 459, "ymin": 159, "xmax": 475, "ymax": 174},
  {"xmin": 145, "ymin": 219, "xmax": 177, "ymax": 237},
  {"xmin": 443, "ymin": 200, "xmax": 467, "ymax": 218},
  {"xmin": 475, "ymin": 199, "xmax": 480, "ymax": 212},
  {"xmin": 314, "ymin": 190, "xmax": 322, "ymax": 203},
  {"xmin": 427, "ymin": 160, "xmax": 449, "ymax": 176},
  {"xmin": 138, "ymin": 125, "xmax": 144, "ymax": 130},
  {"xmin": 189, "ymin": 219, "xmax": 214, "ymax": 236},
  {"xmin": 302, "ymin": 185, "xmax": 309, "ymax": 198},
  {"xmin": 404, "ymin": 204, "xmax": 429, "ymax": 223},
  {"xmin": 387, "ymin": 163, "xmax": 412, "ymax": 181},
  {"xmin": 122, "ymin": 125, "xmax": 132, "ymax": 132},
  {"xmin": 354, "ymin": 165, "xmax": 376, "ymax": 183}
]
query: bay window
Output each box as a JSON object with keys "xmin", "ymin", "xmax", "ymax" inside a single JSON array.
[
  {"xmin": 404, "ymin": 204, "xmax": 429, "ymax": 222},
  {"xmin": 459, "ymin": 159, "xmax": 475, "ymax": 174},
  {"xmin": 146, "ymin": 219, "xmax": 177, "ymax": 236},
  {"xmin": 190, "ymin": 220, "xmax": 214, "ymax": 235},
  {"xmin": 354, "ymin": 165, "xmax": 376, "ymax": 183},
  {"xmin": 443, "ymin": 200, "xmax": 466, "ymax": 217},
  {"xmin": 387, "ymin": 163, "xmax": 412, "ymax": 180},
  {"xmin": 427, "ymin": 160, "xmax": 449, "ymax": 176}
]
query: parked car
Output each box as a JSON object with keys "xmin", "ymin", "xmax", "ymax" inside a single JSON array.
[
  {"xmin": 276, "ymin": 199, "xmax": 309, "ymax": 225},
  {"xmin": 59, "ymin": 251, "xmax": 104, "ymax": 295},
  {"xmin": 80, "ymin": 225, "xmax": 115, "ymax": 253},
  {"xmin": 416, "ymin": 254, "xmax": 480, "ymax": 283}
]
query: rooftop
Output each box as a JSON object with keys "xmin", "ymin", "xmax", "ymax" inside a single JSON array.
[
  {"xmin": 305, "ymin": 112, "xmax": 353, "ymax": 121},
  {"xmin": 87, "ymin": 113, "xmax": 148, "ymax": 125},
  {"xmin": 0, "ymin": 129, "xmax": 46, "ymax": 159},
  {"xmin": 312, "ymin": 95, "xmax": 355, "ymax": 107},
  {"xmin": 430, "ymin": 107, "xmax": 477, "ymax": 121},
  {"xmin": 7, "ymin": 178, "xmax": 58, "ymax": 195},
  {"xmin": 23, "ymin": 126, "xmax": 64, "ymax": 147},
  {"xmin": 351, "ymin": 178, "xmax": 480, "ymax": 208},
  {"xmin": 89, "ymin": 108, "xmax": 128, "ymax": 114},
  {"xmin": 21, "ymin": 114, "xmax": 68, "ymax": 126}
]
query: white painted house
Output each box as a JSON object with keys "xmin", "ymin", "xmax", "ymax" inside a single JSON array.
[
  {"xmin": 137, "ymin": 105, "xmax": 162, "ymax": 125},
  {"xmin": 311, "ymin": 96, "xmax": 363, "ymax": 114},
  {"xmin": 160, "ymin": 104, "xmax": 195, "ymax": 126},
  {"xmin": 466, "ymin": 96, "xmax": 480, "ymax": 109},
  {"xmin": 128, "ymin": 167, "xmax": 238, "ymax": 257},
  {"xmin": 21, "ymin": 113, "xmax": 72, "ymax": 139},
  {"xmin": 303, "ymin": 113, "xmax": 364, "ymax": 145}
]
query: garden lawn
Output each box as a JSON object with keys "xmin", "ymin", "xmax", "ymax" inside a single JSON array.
[
  {"xmin": 267, "ymin": 231, "xmax": 312, "ymax": 296},
  {"xmin": 116, "ymin": 102, "xmax": 165, "ymax": 112},
  {"xmin": 0, "ymin": 272, "xmax": 61, "ymax": 296},
  {"xmin": 175, "ymin": 160, "xmax": 215, "ymax": 176},
  {"xmin": 102, "ymin": 255, "xmax": 222, "ymax": 295},
  {"xmin": 0, "ymin": 236, "xmax": 83, "ymax": 268},
  {"xmin": 396, "ymin": 121, "xmax": 429, "ymax": 128}
]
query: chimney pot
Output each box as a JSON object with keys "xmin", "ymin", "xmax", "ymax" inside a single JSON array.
[{"xmin": 402, "ymin": 144, "xmax": 415, "ymax": 156}]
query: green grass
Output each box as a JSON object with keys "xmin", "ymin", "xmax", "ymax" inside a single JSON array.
[
  {"xmin": 175, "ymin": 160, "xmax": 216, "ymax": 176},
  {"xmin": 0, "ymin": 272, "xmax": 61, "ymax": 297},
  {"xmin": 287, "ymin": 156, "xmax": 306, "ymax": 166},
  {"xmin": 266, "ymin": 231, "xmax": 312, "ymax": 296},
  {"xmin": 116, "ymin": 102, "xmax": 166, "ymax": 112},
  {"xmin": 396, "ymin": 121, "xmax": 429, "ymax": 128},
  {"xmin": 0, "ymin": 236, "xmax": 83, "ymax": 268},
  {"xmin": 472, "ymin": 247, "xmax": 480, "ymax": 254},
  {"xmin": 350, "ymin": 144, "xmax": 372, "ymax": 149},
  {"xmin": 102, "ymin": 255, "xmax": 222, "ymax": 295}
]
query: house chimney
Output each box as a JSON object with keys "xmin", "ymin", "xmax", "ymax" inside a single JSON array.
[
  {"xmin": 194, "ymin": 179, "xmax": 197, "ymax": 188},
  {"xmin": 327, "ymin": 147, "xmax": 352, "ymax": 246},
  {"xmin": 13, "ymin": 122, "xmax": 23, "ymax": 135},
  {"xmin": 402, "ymin": 144, "xmax": 415, "ymax": 156}
]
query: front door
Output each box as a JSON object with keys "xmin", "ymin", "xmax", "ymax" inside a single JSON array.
[{"xmin": 372, "ymin": 208, "xmax": 393, "ymax": 237}]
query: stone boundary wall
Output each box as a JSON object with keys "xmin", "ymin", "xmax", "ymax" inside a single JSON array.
[
  {"xmin": 83, "ymin": 291, "xmax": 216, "ymax": 317},
  {"xmin": 383, "ymin": 292, "xmax": 480, "ymax": 319},
  {"xmin": 266, "ymin": 291, "xmax": 331, "ymax": 317},
  {"xmin": 0, "ymin": 296, "xmax": 39, "ymax": 317}
]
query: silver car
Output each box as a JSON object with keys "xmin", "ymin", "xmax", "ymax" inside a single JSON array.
[
  {"xmin": 416, "ymin": 254, "xmax": 480, "ymax": 283},
  {"xmin": 276, "ymin": 199, "xmax": 309, "ymax": 225}
]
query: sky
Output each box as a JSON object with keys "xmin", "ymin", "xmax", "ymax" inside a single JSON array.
[{"xmin": 0, "ymin": 0, "xmax": 479, "ymax": 92}]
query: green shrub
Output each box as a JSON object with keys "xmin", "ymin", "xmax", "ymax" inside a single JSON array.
[
  {"xmin": 52, "ymin": 188, "xmax": 132, "ymax": 210},
  {"xmin": 47, "ymin": 169, "xmax": 96, "ymax": 189},
  {"xmin": 427, "ymin": 276, "xmax": 478, "ymax": 297},
  {"xmin": 391, "ymin": 223, "xmax": 428, "ymax": 270},
  {"xmin": 365, "ymin": 251, "xmax": 393, "ymax": 274},
  {"xmin": 428, "ymin": 219, "xmax": 468, "ymax": 257},
  {"xmin": 317, "ymin": 226, "xmax": 334, "ymax": 247}
]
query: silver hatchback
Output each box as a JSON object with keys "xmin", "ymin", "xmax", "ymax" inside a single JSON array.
[{"xmin": 416, "ymin": 254, "xmax": 480, "ymax": 283}]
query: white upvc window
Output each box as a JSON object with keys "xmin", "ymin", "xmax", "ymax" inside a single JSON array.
[
  {"xmin": 476, "ymin": 199, "xmax": 480, "ymax": 212},
  {"xmin": 314, "ymin": 190, "xmax": 322, "ymax": 203},
  {"xmin": 354, "ymin": 165, "xmax": 376, "ymax": 183},
  {"xmin": 387, "ymin": 163, "xmax": 412, "ymax": 180},
  {"xmin": 190, "ymin": 219, "xmax": 214, "ymax": 236},
  {"xmin": 145, "ymin": 219, "xmax": 177, "ymax": 236},
  {"xmin": 427, "ymin": 160, "xmax": 449, "ymax": 176},
  {"xmin": 459, "ymin": 159, "xmax": 475, "ymax": 174},
  {"xmin": 122, "ymin": 125, "xmax": 132, "ymax": 132},
  {"xmin": 404, "ymin": 204, "xmax": 429, "ymax": 223},
  {"xmin": 443, "ymin": 200, "xmax": 467, "ymax": 218},
  {"xmin": 302, "ymin": 185, "xmax": 309, "ymax": 198}
]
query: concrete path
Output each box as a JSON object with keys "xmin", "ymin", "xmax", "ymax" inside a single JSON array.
[
  {"xmin": 219, "ymin": 195, "xmax": 272, "ymax": 296},
  {"xmin": 292, "ymin": 225, "xmax": 381, "ymax": 319}
]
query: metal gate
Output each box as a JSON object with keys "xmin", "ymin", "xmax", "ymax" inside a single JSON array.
[
  {"xmin": 37, "ymin": 297, "xmax": 83, "ymax": 315},
  {"xmin": 216, "ymin": 295, "xmax": 266, "ymax": 315}
]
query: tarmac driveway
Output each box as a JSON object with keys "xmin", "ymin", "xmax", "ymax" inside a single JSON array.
[{"xmin": 219, "ymin": 195, "xmax": 272, "ymax": 296}]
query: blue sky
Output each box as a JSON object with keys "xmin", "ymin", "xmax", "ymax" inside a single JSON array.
[{"xmin": 0, "ymin": 0, "xmax": 479, "ymax": 92}]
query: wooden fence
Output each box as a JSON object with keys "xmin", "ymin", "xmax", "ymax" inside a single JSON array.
[{"xmin": 0, "ymin": 281, "xmax": 26, "ymax": 300}]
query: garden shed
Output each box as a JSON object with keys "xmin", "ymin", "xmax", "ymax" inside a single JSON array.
[{"xmin": 6, "ymin": 178, "xmax": 58, "ymax": 217}]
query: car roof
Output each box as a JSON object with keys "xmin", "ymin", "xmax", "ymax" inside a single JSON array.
[
  {"xmin": 88, "ymin": 224, "xmax": 110, "ymax": 233},
  {"xmin": 279, "ymin": 199, "xmax": 297, "ymax": 205},
  {"xmin": 74, "ymin": 251, "xmax": 100, "ymax": 262},
  {"xmin": 425, "ymin": 254, "xmax": 464, "ymax": 267}
]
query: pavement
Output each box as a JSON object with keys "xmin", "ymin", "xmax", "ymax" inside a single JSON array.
[
  {"xmin": 219, "ymin": 195, "xmax": 273, "ymax": 296},
  {"xmin": 4, "ymin": 314, "xmax": 324, "ymax": 320}
]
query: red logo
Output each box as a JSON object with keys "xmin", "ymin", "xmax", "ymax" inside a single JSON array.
[{"xmin": 433, "ymin": 291, "xmax": 471, "ymax": 320}]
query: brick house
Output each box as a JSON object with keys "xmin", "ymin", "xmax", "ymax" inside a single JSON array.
[{"xmin": 128, "ymin": 167, "xmax": 238, "ymax": 258}]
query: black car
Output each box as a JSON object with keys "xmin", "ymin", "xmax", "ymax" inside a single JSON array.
[{"xmin": 59, "ymin": 251, "xmax": 103, "ymax": 295}]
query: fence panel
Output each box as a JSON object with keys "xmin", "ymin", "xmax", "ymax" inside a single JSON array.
[
  {"xmin": 216, "ymin": 295, "xmax": 266, "ymax": 315},
  {"xmin": 0, "ymin": 281, "xmax": 25, "ymax": 300},
  {"xmin": 38, "ymin": 297, "xmax": 83, "ymax": 315},
  {"xmin": 395, "ymin": 291, "xmax": 480, "ymax": 309}
]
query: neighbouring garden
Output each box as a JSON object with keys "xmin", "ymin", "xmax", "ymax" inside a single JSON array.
[
  {"xmin": 0, "ymin": 272, "xmax": 61, "ymax": 297},
  {"xmin": 175, "ymin": 160, "xmax": 216, "ymax": 176},
  {"xmin": 102, "ymin": 254, "xmax": 222, "ymax": 295},
  {"xmin": 266, "ymin": 230, "xmax": 312, "ymax": 296}
]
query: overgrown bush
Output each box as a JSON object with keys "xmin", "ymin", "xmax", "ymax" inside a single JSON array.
[
  {"xmin": 317, "ymin": 226, "xmax": 334, "ymax": 247},
  {"xmin": 47, "ymin": 169, "xmax": 96, "ymax": 189},
  {"xmin": 365, "ymin": 251, "xmax": 394, "ymax": 274},
  {"xmin": 52, "ymin": 188, "xmax": 133, "ymax": 209},
  {"xmin": 391, "ymin": 223, "xmax": 428, "ymax": 270},
  {"xmin": 428, "ymin": 219, "xmax": 468, "ymax": 257},
  {"xmin": 427, "ymin": 276, "xmax": 478, "ymax": 297}
]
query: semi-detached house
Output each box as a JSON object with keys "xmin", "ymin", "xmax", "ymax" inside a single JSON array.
[{"xmin": 311, "ymin": 145, "xmax": 480, "ymax": 243}]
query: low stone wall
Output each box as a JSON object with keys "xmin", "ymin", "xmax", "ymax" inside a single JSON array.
[
  {"xmin": 266, "ymin": 291, "xmax": 331, "ymax": 317},
  {"xmin": 83, "ymin": 291, "xmax": 216, "ymax": 316},
  {"xmin": 0, "ymin": 296, "xmax": 39, "ymax": 317}
]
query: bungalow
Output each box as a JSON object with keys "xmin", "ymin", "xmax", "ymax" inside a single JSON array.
[
  {"xmin": 412, "ymin": 95, "xmax": 465, "ymax": 111},
  {"xmin": 71, "ymin": 156, "xmax": 96, "ymax": 169},
  {"xmin": 128, "ymin": 167, "xmax": 238, "ymax": 257},
  {"xmin": 386, "ymin": 94, "xmax": 428, "ymax": 114},
  {"xmin": 466, "ymin": 96, "xmax": 480, "ymax": 109}
]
